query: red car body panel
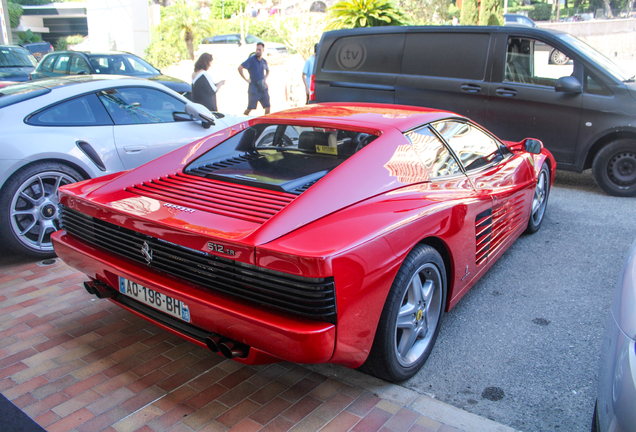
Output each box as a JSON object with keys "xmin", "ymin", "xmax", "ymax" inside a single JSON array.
[{"xmin": 52, "ymin": 103, "xmax": 556, "ymax": 368}]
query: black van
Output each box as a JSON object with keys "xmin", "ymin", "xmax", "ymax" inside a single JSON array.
[{"xmin": 313, "ymin": 26, "xmax": 636, "ymax": 197}]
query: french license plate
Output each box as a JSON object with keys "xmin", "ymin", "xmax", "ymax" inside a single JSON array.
[{"xmin": 118, "ymin": 277, "xmax": 190, "ymax": 323}]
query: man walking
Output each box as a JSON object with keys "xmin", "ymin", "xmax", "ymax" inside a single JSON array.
[
  {"xmin": 302, "ymin": 44, "xmax": 317, "ymax": 104},
  {"xmin": 238, "ymin": 42, "xmax": 270, "ymax": 115}
]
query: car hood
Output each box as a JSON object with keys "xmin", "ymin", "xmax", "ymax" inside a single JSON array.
[
  {"xmin": 0, "ymin": 66, "xmax": 34, "ymax": 82},
  {"xmin": 58, "ymin": 121, "xmax": 429, "ymax": 266}
]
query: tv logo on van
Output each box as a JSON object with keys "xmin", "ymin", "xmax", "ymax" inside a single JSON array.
[{"xmin": 336, "ymin": 41, "xmax": 367, "ymax": 71}]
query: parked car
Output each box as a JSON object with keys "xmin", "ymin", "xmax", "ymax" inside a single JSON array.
[
  {"xmin": 0, "ymin": 76, "xmax": 242, "ymax": 258},
  {"xmin": 0, "ymin": 45, "xmax": 38, "ymax": 82},
  {"xmin": 52, "ymin": 103, "xmax": 556, "ymax": 382},
  {"xmin": 312, "ymin": 26, "xmax": 636, "ymax": 197},
  {"xmin": 503, "ymin": 13, "xmax": 538, "ymax": 27},
  {"xmin": 21, "ymin": 41, "xmax": 54, "ymax": 61},
  {"xmin": 201, "ymin": 34, "xmax": 288, "ymax": 57},
  {"xmin": 30, "ymin": 51, "xmax": 192, "ymax": 98},
  {"xmin": 594, "ymin": 237, "xmax": 636, "ymax": 432}
]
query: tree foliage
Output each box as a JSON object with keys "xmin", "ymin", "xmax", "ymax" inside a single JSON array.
[
  {"xmin": 17, "ymin": 29, "xmax": 42, "ymax": 44},
  {"xmin": 163, "ymin": 0, "xmax": 213, "ymax": 60},
  {"xmin": 460, "ymin": 0, "xmax": 478, "ymax": 25},
  {"xmin": 326, "ymin": 0, "xmax": 408, "ymax": 30},
  {"xmin": 209, "ymin": 0, "xmax": 245, "ymax": 19},
  {"xmin": 8, "ymin": 2, "xmax": 23, "ymax": 28},
  {"xmin": 479, "ymin": 0, "xmax": 502, "ymax": 25},
  {"xmin": 398, "ymin": 0, "xmax": 453, "ymax": 24}
]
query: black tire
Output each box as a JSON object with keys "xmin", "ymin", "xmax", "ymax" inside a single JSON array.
[
  {"xmin": 362, "ymin": 244, "xmax": 446, "ymax": 382},
  {"xmin": 592, "ymin": 139, "xmax": 636, "ymax": 197},
  {"xmin": 525, "ymin": 162, "xmax": 550, "ymax": 234},
  {"xmin": 550, "ymin": 49, "xmax": 570, "ymax": 65},
  {"xmin": 0, "ymin": 162, "xmax": 84, "ymax": 258}
]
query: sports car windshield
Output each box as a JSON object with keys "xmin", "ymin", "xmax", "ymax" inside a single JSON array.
[{"xmin": 184, "ymin": 124, "xmax": 377, "ymax": 194}]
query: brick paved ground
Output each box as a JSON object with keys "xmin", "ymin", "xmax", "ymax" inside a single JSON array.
[{"xmin": 0, "ymin": 256, "xmax": 507, "ymax": 432}]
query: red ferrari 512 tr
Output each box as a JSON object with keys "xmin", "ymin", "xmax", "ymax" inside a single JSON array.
[{"xmin": 52, "ymin": 103, "xmax": 556, "ymax": 382}]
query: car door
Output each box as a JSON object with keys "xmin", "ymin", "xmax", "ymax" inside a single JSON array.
[
  {"xmin": 433, "ymin": 120, "xmax": 535, "ymax": 270},
  {"xmin": 97, "ymin": 86, "xmax": 222, "ymax": 169},
  {"xmin": 486, "ymin": 33, "xmax": 583, "ymax": 164},
  {"xmin": 395, "ymin": 31, "xmax": 494, "ymax": 124}
]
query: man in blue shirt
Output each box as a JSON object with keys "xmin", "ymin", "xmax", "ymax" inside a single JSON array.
[
  {"xmin": 238, "ymin": 42, "xmax": 270, "ymax": 115},
  {"xmin": 302, "ymin": 44, "xmax": 317, "ymax": 104}
]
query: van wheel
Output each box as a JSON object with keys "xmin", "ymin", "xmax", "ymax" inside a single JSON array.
[{"xmin": 592, "ymin": 139, "xmax": 636, "ymax": 197}]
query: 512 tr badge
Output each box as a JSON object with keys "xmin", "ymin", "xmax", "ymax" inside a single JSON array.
[{"xmin": 207, "ymin": 242, "xmax": 235, "ymax": 256}]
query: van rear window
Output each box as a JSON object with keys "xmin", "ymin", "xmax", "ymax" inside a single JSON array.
[
  {"xmin": 322, "ymin": 34, "xmax": 404, "ymax": 74},
  {"xmin": 402, "ymin": 33, "xmax": 490, "ymax": 80}
]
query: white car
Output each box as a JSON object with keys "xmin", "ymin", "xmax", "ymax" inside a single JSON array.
[
  {"xmin": 200, "ymin": 34, "xmax": 288, "ymax": 58},
  {"xmin": 0, "ymin": 76, "xmax": 243, "ymax": 258}
]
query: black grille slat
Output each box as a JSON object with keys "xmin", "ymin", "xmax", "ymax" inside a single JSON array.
[{"xmin": 60, "ymin": 206, "xmax": 336, "ymax": 322}]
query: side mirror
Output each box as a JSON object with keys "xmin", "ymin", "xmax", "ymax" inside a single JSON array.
[
  {"xmin": 185, "ymin": 102, "xmax": 216, "ymax": 128},
  {"xmin": 523, "ymin": 138, "xmax": 543, "ymax": 154},
  {"xmin": 172, "ymin": 112, "xmax": 193, "ymax": 122},
  {"xmin": 555, "ymin": 76, "xmax": 582, "ymax": 94}
]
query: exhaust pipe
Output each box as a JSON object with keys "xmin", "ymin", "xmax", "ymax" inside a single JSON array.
[
  {"xmin": 204, "ymin": 336, "xmax": 223, "ymax": 352},
  {"xmin": 83, "ymin": 281, "xmax": 117, "ymax": 299},
  {"xmin": 219, "ymin": 340, "xmax": 249, "ymax": 359}
]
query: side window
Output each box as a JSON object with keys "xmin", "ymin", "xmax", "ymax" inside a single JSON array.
[
  {"xmin": 69, "ymin": 55, "xmax": 90, "ymax": 75},
  {"xmin": 323, "ymin": 34, "xmax": 404, "ymax": 74},
  {"xmin": 53, "ymin": 54, "xmax": 70, "ymax": 74},
  {"xmin": 244, "ymin": 35, "xmax": 259, "ymax": 44},
  {"xmin": 40, "ymin": 55, "xmax": 56, "ymax": 71},
  {"xmin": 405, "ymin": 126, "xmax": 461, "ymax": 177},
  {"xmin": 402, "ymin": 33, "xmax": 490, "ymax": 80},
  {"xmin": 27, "ymin": 94, "xmax": 113, "ymax": 126},
  {"xmin": 433, "ymin": 121, "xmax": 503, "ymax": 172},
  {"xmin": 505, "ymin": 37, "xmax": 574, "ymax": 86},
  {"xmin": 584, "ymin": 72, "xmax": 612, "ymax": 96},
  {"xmin": 126, "ymin": 57, "xmax": 155, "ymax": 74},
  {"xmin": 97, "ymin": 87, "xmax": 186, "ymax": 125}
]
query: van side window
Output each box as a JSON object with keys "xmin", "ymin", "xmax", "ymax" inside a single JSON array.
[
  {"xmin": 433, "ymin": 121, "xmax": 503, "ymax": 172},
  {"xmin": 505, "ymin": 37, "xmax": 574, "ymax": 86},
  {"xmin": 322, "ymin": 34, "xmax": 403, "ymax": 74},
  {"xmin": 405, "ymin": 126, "xmax": 461, "ymax": 178},
  {"xmin": 402, "ymin": 33, "xmax": 490, "ymax": 80},
  {"xmin": 584, "ymin": 72, "xmax": 612, "ymax": 96}
]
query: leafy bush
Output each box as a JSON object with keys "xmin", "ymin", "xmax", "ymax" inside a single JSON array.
[
  {"xmin": 209, "ymin": 0, "xmax": 245, "ymax": 19},
  {"xmin": 460, "ymin": 0, "xmax": 479, "ymax": 24},
  {"xmin": 56, "ymin": 34, "xmax": 85, "ymax": 51},
  {"xmin": 145, "ymin": 23, "xmax": 186, "ymax": 70},
  {"xmin": 18, "ymin": 29, "xmax": 42, "ymax": 44},
  {"xmin": 529, "ymin": 3, "xmax": 552, "ymax": 20},
  {"xmin": 8, "ymin": 2, "xmax": 23, "ymax": 28}
]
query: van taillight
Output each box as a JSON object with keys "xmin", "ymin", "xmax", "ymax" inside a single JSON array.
[{"xmin": 309, "ymin": 74, "xmax": 315, "ymax": 101}]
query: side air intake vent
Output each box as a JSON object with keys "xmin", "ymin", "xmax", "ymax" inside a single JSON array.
[{"xmin": 476, "ymin": 208, "xmax": 493, "ymax": 265}]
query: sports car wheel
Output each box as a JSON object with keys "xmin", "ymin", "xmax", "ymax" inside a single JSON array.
[
  {"xmin": 550, "ymin": 49, "xmax": 570, "ymax": 65},
  {"xmin": 363, "ymin": 244, "xmax": 446, "ymax": 382},
  {"xmin": 525, "ymin": 162, "xmax": 550, "ymax": 234},
  {"xmin": 592, "ymin": 139, "xmax": 636, "ymax": 197},
  {"xmin": 0, "ymin": 162, "xmax": 84, "ymax": 258}
]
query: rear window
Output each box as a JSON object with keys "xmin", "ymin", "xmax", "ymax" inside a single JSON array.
[
  {"xmin": 401, "ymin": 33, "xmax": 490, "ymax": 80},
  {"xmin": 322, "ymin": 34, "xmax": 404, "ymax": 74},
  {"xmin": 184, "ymin": 124, "xmax": 377, "ymax": 194},
  {"xmin": 0, "ymin": 46, "xmax": 37, "ymax": 68}
]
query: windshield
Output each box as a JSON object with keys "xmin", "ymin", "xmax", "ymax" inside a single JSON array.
[
  {"xmin": 556, "ymin": 34, "xmax": 633, "ymax": 81},
  {"xmin": 184, "ymin": 124, "xmax": 377, "ymax": 194},
  {"xmin": 0, "ymin": 46, "xmax": 37, "ymax": 68},
  {"xmin": 86, "ymin": 54, "xmax": 159, "ymax": 75}
]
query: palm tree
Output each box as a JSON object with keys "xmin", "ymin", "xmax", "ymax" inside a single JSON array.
[
  {"xmin": 163, "ymin": 0, "xmax": 212, "ymax": 60},
  {"xmin": 326, "ymin": 0, "xmax": 408, "ymax": 30}
]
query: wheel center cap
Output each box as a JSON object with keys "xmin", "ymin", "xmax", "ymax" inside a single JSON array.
[
  {"xmin": 416, "ymin": 309, "xmax": 423, "ymax": 322},
  {"xmin": 41, "ymin": 204, "xmax": 56, "ymax": 219}
]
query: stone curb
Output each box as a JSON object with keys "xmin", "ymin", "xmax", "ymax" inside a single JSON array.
[{"xmin": 306, "ymin": 364, "xmax": 518, "ymax": 432}]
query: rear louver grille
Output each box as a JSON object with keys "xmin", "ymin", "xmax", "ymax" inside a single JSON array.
[
  {"xmin": 187, "ymin": 153, "xmax": 261, "ymax": 173},
  {"xmin": 125, "ymin": 173, "xmax": 296, "ymax": 224},
  {"xmin": 60, "ymin": 205, "xmax": 337, "ymax": 323},
  {"xmin": 475, "ymin": 209, "xmax": 492, "ymax": 265}
]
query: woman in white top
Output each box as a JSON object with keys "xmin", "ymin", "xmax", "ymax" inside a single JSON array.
[{"xmin": 192, "ymin": 53, "xmax": 225, "ymax": 112}]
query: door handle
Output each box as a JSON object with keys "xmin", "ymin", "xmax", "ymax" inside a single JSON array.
[
  {"xmin": 496, "ymin": 88, "xmax": 518, "ymax": 97},
  {"xmin": 123, "ymin": 145, "xmax": 148, "ymax": 153},
  {"xmin": 461, "ymin": 84, "xmax": 481, "ymax": 93}
]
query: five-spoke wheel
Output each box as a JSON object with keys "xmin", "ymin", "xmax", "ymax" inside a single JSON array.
[{"xmin": 0, "ymin": 162, "xmax": 83, "ymax": 258}]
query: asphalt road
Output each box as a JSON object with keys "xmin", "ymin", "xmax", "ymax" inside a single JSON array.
[{"xmin": 404, "ymin": 169, "xmax": 636, "ymax": 432}]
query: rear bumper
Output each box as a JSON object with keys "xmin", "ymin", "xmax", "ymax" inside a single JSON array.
[{"xmin": 52, "ymin": 230, "xmax": 336, "ymax": 365}]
